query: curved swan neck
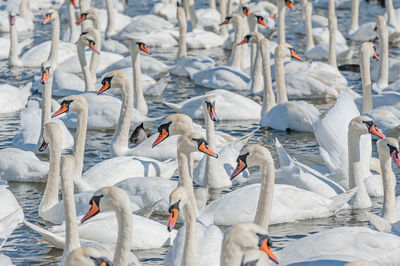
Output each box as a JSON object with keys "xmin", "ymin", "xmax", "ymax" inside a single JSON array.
[
  {"xmin": 19, "ymin": 0, "xmax": 32, "ymax": 21},
  {"xmin": 39, "ymin": 127, "xmax": 62, "ymax": 217},
  {"xmin": 378, "ymin": 147, "xmax": 397, "ymax": 222},
  {"xmin": 79, "ymin": 0, "xmax": 91, "ymax": 29},
  {"xmin": 348, "ymin": 129, "xmax": 372, "ymax": 209},
  {"xmin": 203, "ymin": 104, "xmax": 217, "ymax": 188},
  {"xmin": 328, "ymin": 15, "xmax": 337, "ymax": 69},
  {"xmin": 181, "ymin": 197, "xmax": 198, "ymax": 266},
  {"xmin": 89, "ymin": 28, "xmax": 101, "ymax": 82},
  {"xmin": 305, "ymin": 2, "xmax": 315, "ymax": 52},
  {"xmin": 114, "ymin": 198, "xmax": 133, "ymax": 266},
  {"xmin": 111, "ymin": 78, "xmax": 133, "ymax": 157},
  {"xmin": 61, "ymin": 156, "xmax": 81, "ymax": 255},
  {"xmin": 248, "ymin": 16, "xmax": 258, "ymax": 74},
  {"xmin": 277, "ymin": 0, "xmax": 286, "ymax": 44},
  {"xmin": 67, "ymin": 0, "xmax": 78, "ymax": 43},
  {"xmin": 260, "ymin": 38, "xmax": 275, "ymax": 115},
  {"xmin": 77, "ymin": 40, "xmax": 95, "ymax": 92},
  {"xmin": 275, "ymin": 46, "xmax": 288, "ymax": 103},
  {"xmin": 177, "ymin": 7, "xmax": 187, "ymax": 59},
  {"xmin": 360, "ymin": 44, "xmax": 373, "ymax": 113},
  {"xmin": 328, "ymin": 0, "xmax": 335, "ymax": 16},
  {"xmin": 39, "ymin": 71, "xmax": 54, "ymax": 146},
  {"xmin": 105, "ymin": 0, "xmax": 115, "ymax": 39},
  {"xmin": 350, "ymin": 0, "xmax": 359, "ymax": 33},
  {"xmin": 177, "ymin": 150, "xmax": 198, "ymax": 216},
  {"xmin": 250, "ymin": 33, "xmax": 264, "ymax": 95},
  {"xmin": 254, "ymin": 151, "xmax": 275, "ymax": 229},
  {"xmin": 49, "ymin": 13, "xmax": 60, "ymax": 65},
  {"xmin": 377, "ymin": 17, "xmax": 389, "ymax": 89},
  {"xmin": 8, "ymin": 16, "xmax": 19, "ymax": 67},
  {"xmin": 73, "ymin": 107, "xmax": 88, "ymax": 193},
  {"xmin": 229, "ymin": 15, "xmax": 243, "ymax": 70},
  {"xmin": 130, "ymin": 42, "xmax": 148, "ymax": 115},
  {"xmin": 219, "ymin": 0, "xmax": 228, "ymax": 37},
  {"xmin": 386, "ymin": 0, "xmax": 400, "ymax": 31}
]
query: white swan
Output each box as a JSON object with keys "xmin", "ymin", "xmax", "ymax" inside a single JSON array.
[
  {"xmin": 0, "ymin": 81, "xmax": 30, "ymax": 115},
  {"xmin": 171, "ymin": 5, "xmax": 216, "ymax": 78},
  {"xmin": 10, "ymin": 9, "xmax": 76, "ymax": 68},
  {"xmin": 12, "ymin": 61, "xmax": 74, "ymax": 152},
  {"xmin": 163, "ymin": 89, "xmax": 262, "ymax": 120},
  {"xmin": 0, "ymin": 0, "xmax": 33, "ymax": 34},
  {"xmin": 198, "ymin": 144, "xmax": 357, "ymax": 226}
]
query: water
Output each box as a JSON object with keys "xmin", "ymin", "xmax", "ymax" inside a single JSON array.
[{"xmin": 0, "ymin": 0, "xmax": 399, "ymax": 264}]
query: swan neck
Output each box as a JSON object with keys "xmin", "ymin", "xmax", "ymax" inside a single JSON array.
[
  {"xmin": 253, "ymin": 153, "xmax": 274, "ymax": 229},
  {"xmin": 89, "ymin": 29, "xmax": 101, "ymax": 82},
  {"xmin": 219, "ymin": 0, "xmax": 228, "ymax": 37},
  {"xmin": 348, "ymin": 129, "xmax": 372, "ymax": 208},
  {"xmin": 328, "ymin": 0, "xmax": 335, "ymax": 16},
  {"xmin": 186, "ymin": 0, "xmax": 198, "ymax": 29},
  {"xmin": 378, "ymin": 147, "xmax": 397, "ymax": 222},
  {"xmin": 39, "ymin": 74, "xmax": 54, "ymax": 146},
  {"xmin": 360, "ymin": 46, "xmax": 373, "ymax": 113},
  {"xmin": 67, "ymin": 1, "xmax": 77, "ymax": 43},
  {"xmin": 130, "ymin": 44, "xmax": 148, "ymax": 115},
  {"xmin": 275, "ymin": 47, "xmax": 288, "ymax": 103},
  {"xmin": 114, "ymin": 199, "xmax": 133, "ymax": 266},
  {"xmin": 19, "ymin": 0, "xmax": 31, "ymax": 21},
  {"xmin": 377, "ymin": 20, "xmax": 389, "ymax": 89},
  {"xmin": 203, "ymin": 105, "xmax": 217, "ymax": 188},
  {"xmin": 105, "ymin": 0, "xmax": 115, "ymax": 38},
  {"xmin": 78, "ymin": 44, "xmax": 94, "ymax": 92},
  {"xmin": 277, "ymin": 0, "xmax": 286, "ymax": 45},
  {"xmin": 73, "ymin": 108, "xmax": 88, "ymax": 191},
  {"xmin": 9, "ymin": 17, "xmax": 19, "ymax": 67},
  {"xmin": 386, "ymin": 0, "xmax": 400, "ymax": 31},
  {"xmin": 111, "ymin": 78, "xmax": 133, "ymax": 157},
  {"xmin": 177, "ymin": 8, "xmax": 187, "ymax": 59},
  {"xmin": 350, "ymin": 0, "xmax": 359, "ymax": 33},
  {"xmin": 229, "ymin": 17, "xmax": 243, "ymax": 69},
  {"xmin": 177, "ymin": 151, "xmax": 198, "ymax": 216},
  {"xmin": 328, "ymin": 15, "xmax": 337, "ymax": 69},
  {"xmin": 305, "ymin": 3, "xmax": 315, "ymax": 51},
  {"xmin": 250, "ymin": 36, "xmax": 263, "ymax": 94},
  {"xmin": 181, "ymin": 199, "xmax": 198, "ymax": 266},
  {"xmin": 261, "ymin": 39, "xmax": 275, "ymax": 115},
  {"xmin": 49, "ymin": 15, "xmax": 60, "ymax": 65}
]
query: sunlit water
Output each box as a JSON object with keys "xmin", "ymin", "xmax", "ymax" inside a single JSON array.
[{"xmin": 0, "ymin": 0, "xmax": 399, "ymax": 264}]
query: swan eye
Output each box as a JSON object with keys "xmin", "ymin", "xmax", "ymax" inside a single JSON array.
[
  {"xmin": 158, "ymin": 121, "xmax": 172, "ymax": 133},
  {"xmin": 362, "ymin": 120, "xmax": 373, "ymax": 128},
  {"xmin": 101, "ymin": 76, "xmax": 113, "ymax": 86},
  {"xmin": 387, "ymin": 144, "xmax": 399, "ymax": 158}
]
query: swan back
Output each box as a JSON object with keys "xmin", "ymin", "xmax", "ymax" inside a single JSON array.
[{"xmin": 65, "ymin": 246, "xmax": 113, "ymax": 266}]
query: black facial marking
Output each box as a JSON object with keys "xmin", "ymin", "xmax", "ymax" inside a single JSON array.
[
  {"xmin": 60, "ymin": 99, "xmax": 73, "ymax": 109},
  {"xmin": 237, "ymin": 152, "xmax": 250, "ymax": 164},
  {"xmin": 157, "ymin": 121, "xmax": 172, "ymax": 134},
  {"xmin": 387, "ymin": 144, "xmax": 399, "ymax": 158},
  {"xmin": 257, "ymin": 233, "xmax": 272, "ymax": 248},
  {"xmin": 168, "ymin": 201, "xmax": 180, "ymax": 214},
  {"xmin": 90, "ymin": 256, "xmax": 113, "ymax": 266},
  {"xmin": 101, "ymin": 76, "xmax": 113, "ymax": 86},
  {"xmin": 362, "ymin": 120, "xmax": 374, "ymax": 129}
]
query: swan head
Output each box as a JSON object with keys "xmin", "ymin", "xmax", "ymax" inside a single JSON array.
[
  {"xmin": 277, "ymin": 44, "xmax": 302, "ymax": 61},
  {"xmin": 152, "ymin": 114, "xmax": 193, "ymax": 147},
  {"xmin": 242, "ymin": 6, "xmax": 250, "ymax": 16},
  {"xmin": 349, "ymin": 116, "xmax": 385, "ymax": 138},
  {"xmin": 219, "ymin": 16, "xmax": 233, "ymax": 26},
  {"xmin": 167, "ymin": 186, "xmax": 188, "ymax": 231},
  {"xmin": 285, "ymin": 0, "xmax": 295, "ymax": 10},
  {"xmin": 129, "ymin": 39, "xmax": 151, "ymax": 55},
  {"xmin": 231, "ymin": 144, "xmax": 272, "ymax": 180},
  {"xmin": 81, "ymin": 186, "xmax": 129, "ymax": 223},
  {"xmin": 220, "ymin": 14, "xmax": 242, "ymax": 26},
  {"xmin": 98, "ymin": 70, "xmax": 129, "ymax": 95},
  {"xmin": 42, "ymin": 9, "xmax": 58, "ymax": 25},
  {"xmin": 39, "ymin": 122, "xmax": 61, "ymax": 152},
  {"xmin": 9, "ymin": 12, "xmax": 16, "ymax": 26},
  {"xmin": 361, "ymin": 42, "xmax": 379, "ymax": 61},
  {"xmin": 377, "ymin": 137, "xmax": 400, "ymax": 167},
  {"xmin": 52, "ymin": 95, "xmax": 88, "ymax": 118},
  {"xmin": 237, "ymin": 32, "xmax": 265, "ymax": 45},
  {"xmin": 76, "ymin": 32, "xmax": 100, "ymax": 54},
  {"xmin": 40, "ymin": 61, "xmax": 53, "ymax": 84},
  {"xmin": 178, "ymin": 132, "xmax": 218, "ymax": 158},
  {"xmin": 203, "ymin": 95, "xmax": 217, "ymax": 121},
  {"xmin": 223, "ymin": 223, "xmax": 278, "ymax": 264},
  {"xmin": 76, "ymin": 10, "xmax": 93, "ymax": 24},
  {"xmin": 69, "ymin": 0, "xmax": 79, "ymax": 9},
  {"xmin": 65, "ymin": 247, "xmax": 113, "ymax": 266}
]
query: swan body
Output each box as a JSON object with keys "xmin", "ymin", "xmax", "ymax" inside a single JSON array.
[
  {"xmin": 305, "ymin": 42, "xmax": 352, "ymax": 61},
  {"xmin": 193, "ymin": 66, "xmax": 250, "ymax": 91},
  {"xmin": 164, "ymin": 89, "xmax": 262, "ymax": 120},
  {"xmin": 0, "ymin": 0, "xmax": 33, "ymax": 33},
  {"xmin": 171, "ymin": 56, "xmax": 215, "ymax": 78},
  {"xmin": 0, "ymin": 83, "xmax": 31, "ymax": 114}
]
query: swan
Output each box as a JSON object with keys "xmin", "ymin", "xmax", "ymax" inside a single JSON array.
[
  {"xmin": 220, "ymin": 223, "xmax": 278, "ymax": 266},
  {"xmin": 371, "ymin": 16, "xmax": 389, "ymax": 92},
  {"xmin": 26, "ymin": 155, "xmax": 140, "ymax": 265},
  {"xmin": 12, "ymin": 61, "xmax": 74, "ymax": 152},
  {"xmin": 313, "ymin": 92, "xmax": 386, "ymax": 198},
  {"xmin": 276, "ymin": 0, "xmax": 295, "ymax": 45},
  {"xmin": 198, "ymin": 143, "xmax": 357, "ymax": 226},
  {"xmin": 10, "ymin": 9, "xmax": 76, "ymax": 68},
  {"xmin": 305, "ymin": 9, "xmax": 352, "ymax": 61},
  {"xmin": 251, "ymin": 39, "xmax": 320, "ymax": 132},
  {"xmin": 59, "ymin": 0, "xmax": 79, "ymax": 43},
  {"xmin": 94, "ymin": 0, "xmax": 132, "ymax": 38},
  {"xmin": 0, "ymin": 81, "xmax": 30, "ymax": 115},
  {"xmin": 193, "ymin": 95, "xmax": 253, "ymax": 188},
  {"xmin": 0, "ymin": 183, "xmax": 24, "ymax": 248},
  {"xmin": 0, "ymin": 0, "xmax": 33, "ymax": 34},
  {"xmin": 171, "ymin": 5, "xmax": 216, "ymax": 78},
  {"xmin": 75, "ymin": 9, "xmax": 129, "ymax": 54},
  {"xmin": 65, "ymin": 247, "xmax": 113, "ymax": 266},
  {"xmin": 163, "ymin": 89, "xmax": 262, "ymax": 120},
  {"xmin": 51, "ymin": 95, "xmax": 176, "ymax": 193}
]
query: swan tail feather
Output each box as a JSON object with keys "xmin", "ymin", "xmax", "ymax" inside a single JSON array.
[
  {"xmin": 24, "ymin": 220, "xmax": 66, "ymax": 249},
  {"xmin": 275, "ymin": 138, "xmax": 292, "ymax": 167},
  {"xmin": 365, "ymin": 212, "xmax": 392, "ymax": 233},
  {"xmin": 133, "ymin": 199, "xmax": 163, "ymax": 218},
  {"xmin": 328, "ymin": 187, "xmax": 359, "ymax": 213},
  {"xmin": 162, "ymin": 101, "xmax": 181, "ymax": 112}
]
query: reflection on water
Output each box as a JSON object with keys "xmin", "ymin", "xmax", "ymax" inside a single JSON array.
[{"xmin": 0, "ymin": 0, "xmax": 399, "ymax": 264}]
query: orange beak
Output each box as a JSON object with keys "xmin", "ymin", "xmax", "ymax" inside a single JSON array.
[
  {"xmin": 198, "ymin": 141, "xmax": 218, "ymax": 158},
  {"xmin": 41, "ymin": 69, "xmax": 49, "ymax": 84},
  {"xmin": 258, "ymin": 17, "xmax": 267, "ymax": 27},
  {"xmin": 167, "ymin": 208, "xmax": 179, "ymax": 232},
  {"xmin": 230, "ymin": 158, "xmax": 247, "ymax": 180},
  {"xmin": 270, "ymin": 13, "xmax": 276, "ymax": 18},
  {"xmin": 373, "ymin": 51, "xmax": 379, "ymax": 61},
  {"xmin": 89, "ymin": 42, "xmax": 100, "ymax": 54},
  {"xmin": 286, "ymin": 0, "xmax": 295, "ymax": 10},
  {"xmin": 140, "ymin": 44, "xmax": 151, "ymax": 54},
  {"xmin": 152, "ymin": 128, "xmax": 169, "ymax": 148},
  {"xmin": 42, "ymin": 14, "xmax": 51, "ymax": 25},
  {"xmin": 243, "ymin": 8, "xmax": 250, "ymax": 17},
  {"xmin": 290, "ymin": 49, "xmax": 302, "ymax": 61},
  {"xmin": 97, "ymin": 80, "xmax": 110, "ymax": 95},
  {"xmin": 100, "ymin": 263, "xmax": 107, "ymax": 266},
  {"xmin": 237, "ymin": 38, "xmax": 249, "ymax": 45},
  {"xmin": 76, "ymin": 14, "xmax": 86, "ymax": 24},
  {"xmin": 369, "ymin": 124, "xmax": 385, "ymax": 139},
  {"xmin": 260, "ymin": 239, "xmax": 279, "ymax": 264},
  {"xmin": 81, "ymin": 200, "xmax": 100, "ymax": 223},
  {"xmin": 70, "ymin": 0, "xmax": 78, "ymax": 8},
  {"xmin": 51, "ymin": 104, "xmax": 68, "ymax": 118},
  {"xmin": 208, "ymin": 104, "xmax": 217, "ymax": 121}
]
